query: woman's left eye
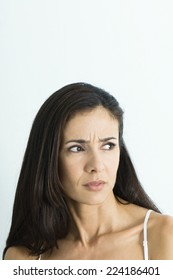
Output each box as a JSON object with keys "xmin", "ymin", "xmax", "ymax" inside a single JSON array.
[{"xmin": 103, "ymin": 143, "xmax": 116, "ymax": 150}]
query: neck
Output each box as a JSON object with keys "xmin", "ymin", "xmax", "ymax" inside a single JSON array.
[{"xmin": 67, "ymin": 193, "xmax": 123, "ymax": 247}]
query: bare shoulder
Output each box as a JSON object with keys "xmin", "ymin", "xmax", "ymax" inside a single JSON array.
[
  {"xmin": 4, "ymin": 246, "xmax": 38, "ymax": 260},
  {"xmin": 149, "ymin": 211, "xmax": 173, "ymax": 260}
]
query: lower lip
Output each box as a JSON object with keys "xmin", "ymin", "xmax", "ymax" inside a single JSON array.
[{"xmin": 84, "ymin": 183, "xmax": 105, "ymax": 191}]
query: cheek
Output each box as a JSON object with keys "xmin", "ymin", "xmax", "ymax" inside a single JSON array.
[
  {"xmin": 59, "ymin": 156, "xmax": 67, "ymax": 182},
  {"xmin": 108, "ymin": 151, "xmax": 120, "ymax": 175},
  {"xmin": 109, "ymin": 148, "xmax": 120, "ymax": 164},
  {"xmin": 59, "ymin": 156, "xmax": 81, "ymax": 185}
]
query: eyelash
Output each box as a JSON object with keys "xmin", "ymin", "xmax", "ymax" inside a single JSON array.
[{"xmin": 68, "ymin": 142, "xmax": 116, "ymax": 153}]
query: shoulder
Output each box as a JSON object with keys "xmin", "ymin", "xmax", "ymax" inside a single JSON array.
[
  {"xmin": 149, "ymin": 211, "xmax": 173, "ymax": 259},
  {"xmin": 4, "ymin": 246, "xmax": 38, "ymax": 260}
]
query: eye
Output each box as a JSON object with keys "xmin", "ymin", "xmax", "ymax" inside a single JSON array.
[
  {"xmin": 103, "ymin": 142, "xmax": 116, "ymax": 150},
  {"xmin": 68, "ymin": 145, "xmax": 84, "ymax": 153}
]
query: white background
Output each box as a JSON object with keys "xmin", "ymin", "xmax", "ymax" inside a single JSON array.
[{"xmin": 0, "ymin": 0, "xmax": 173, "ymax": 258}]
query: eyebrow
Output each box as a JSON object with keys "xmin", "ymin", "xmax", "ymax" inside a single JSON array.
[{"xmin": 65, "ymin": 137, "xmax": 117, "ymax": 144}]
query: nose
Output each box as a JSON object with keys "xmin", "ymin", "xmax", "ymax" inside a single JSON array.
[{"xmin": 84, "ymin": 151, "xmax": 105, "ymax": 174}]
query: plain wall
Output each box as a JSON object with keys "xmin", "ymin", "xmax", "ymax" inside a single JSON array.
[{"xmin": 1, "ymin": 0, "xmax": 173, "ymax": 257}]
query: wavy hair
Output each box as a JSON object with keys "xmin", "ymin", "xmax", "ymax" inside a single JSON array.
[{"xmin": 3, "ymin": 83, "xmax": 160, "ymax": 258}]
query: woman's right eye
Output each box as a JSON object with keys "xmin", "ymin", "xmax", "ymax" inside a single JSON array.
[{"xmin": 68, "ymin": 146, "xmax": 84, "ymax": 153}]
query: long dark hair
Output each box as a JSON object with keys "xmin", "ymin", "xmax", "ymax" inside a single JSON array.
[{"xmin": 3, "ymin": 82, "xmax": 160, "ymax": 259}]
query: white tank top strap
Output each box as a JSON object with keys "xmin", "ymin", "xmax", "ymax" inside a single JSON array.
[{"xmin": 143, "ymin": 209, "xmax": 152, "ymax": 260}]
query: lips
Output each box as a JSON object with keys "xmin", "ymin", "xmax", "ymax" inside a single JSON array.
[{"xmin": 83, "ymin": 180, "xmax": 106, "ymax": 191}]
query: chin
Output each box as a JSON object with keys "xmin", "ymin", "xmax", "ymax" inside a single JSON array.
[{"xmin": 74, "ymin": 193, "xmax": 112, "ymax": 206}]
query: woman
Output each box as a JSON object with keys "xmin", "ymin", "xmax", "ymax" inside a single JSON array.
[{"xmin": 3, "ymin": 82, "xmax": 173, "ymax": 260}]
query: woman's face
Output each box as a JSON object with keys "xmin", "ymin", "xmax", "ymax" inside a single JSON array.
[{"xmin": 59, "ymin": 106, "xmax": 120, "ymax": 205}]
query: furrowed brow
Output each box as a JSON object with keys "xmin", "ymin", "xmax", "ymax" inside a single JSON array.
[
  {"xmin": 65, "ymin": 139, "xmax": 90, "ymax": 144},
  {"xmin": 65, "ymin": 137, "xmax": 117, "ymax": 144}
]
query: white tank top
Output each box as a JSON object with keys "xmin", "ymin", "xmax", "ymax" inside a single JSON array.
[
  {"xmin": 143, "ymin": 209, "xmax": 152, "ymax": 260},
  {"xmin": 38, "ymin": 209, "xmax": 153, "ymax": 260}
]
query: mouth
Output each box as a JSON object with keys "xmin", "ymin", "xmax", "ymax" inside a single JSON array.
[{"xmin": 83, "ymin": 180, "xmax": 106, "ymax": 191}]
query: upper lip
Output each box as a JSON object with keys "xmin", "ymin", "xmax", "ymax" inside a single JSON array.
[{"xmin": 83, "ymin": 180, "xmax": 106, "ymax": 187}]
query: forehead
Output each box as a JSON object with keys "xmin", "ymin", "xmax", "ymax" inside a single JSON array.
[{"xmin": 63, "ymin": 107, "xmax": 119, "ymax": 139}]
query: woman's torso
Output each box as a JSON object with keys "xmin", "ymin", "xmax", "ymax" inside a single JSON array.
[{"xmin": 40, "ymin": 209, "xmax": 152, "ymax": 260}]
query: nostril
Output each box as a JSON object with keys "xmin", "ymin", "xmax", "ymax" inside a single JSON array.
[{"xmin": 90, "ymin": 169, "xmax": 96, "ymax": 173}]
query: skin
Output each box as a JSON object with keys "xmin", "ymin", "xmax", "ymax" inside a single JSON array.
[{"xmin": 5, "ymin": 106, "xmax": 173, "ymax": 260}]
